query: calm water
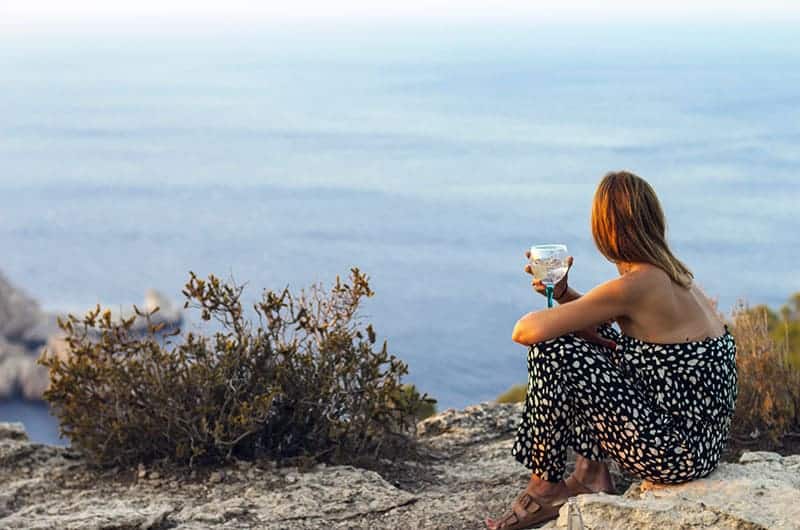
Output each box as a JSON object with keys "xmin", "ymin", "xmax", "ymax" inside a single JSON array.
[
  {"xmin": 1, "ymin": 22, "xmax": 798, "ymax": 444},
  {"xmin": 0, "ymin": 400, "xmax": 66, "ymax": 446}
]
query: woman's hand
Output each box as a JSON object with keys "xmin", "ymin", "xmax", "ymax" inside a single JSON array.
[
  {"xmin": 524, "ymin": 251, "xmax": 573, "ymax": 300},
  {"xmin": 522, "ymin": 252, "xmax": 617, "ymax": 350},
  {"xmin": 574, "ymin": 325, "xmax": 618, "ymax": 351}
]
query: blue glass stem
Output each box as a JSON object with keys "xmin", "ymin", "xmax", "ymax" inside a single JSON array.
[{"xmin": 545, "ymin": 284, "xmax": 554, "ymax": 308}]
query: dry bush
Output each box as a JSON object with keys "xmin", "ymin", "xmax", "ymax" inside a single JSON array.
[
  {"xmin": 38, "ymin": 268, "xmax": 435, "ymax": 468},
  {"xmin": 729, "ymin": 300, "xmax": 800, "ymax": 442},
  {"xmin": 749, "ymin": 293, "xmax": 800, "ymax": 370}
]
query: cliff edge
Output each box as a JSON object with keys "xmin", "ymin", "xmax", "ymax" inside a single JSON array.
[{"xmin": 2, "ymin": 402, "xmax": 799, "ymax": 529}]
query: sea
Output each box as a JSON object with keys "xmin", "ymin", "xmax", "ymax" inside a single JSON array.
[{"xmin": 0, "ymin": 20, "xmax": 798, "ymax": 446}]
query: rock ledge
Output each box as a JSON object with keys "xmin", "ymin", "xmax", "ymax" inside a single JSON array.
[{"xmin": 2, "ymin": 402, "xmax": 798, "ymax": 529}]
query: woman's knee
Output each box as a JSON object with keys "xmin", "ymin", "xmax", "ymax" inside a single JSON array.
[{"xmin": 529, "ymin": 333, "xmax": 579, "ymax": 359}]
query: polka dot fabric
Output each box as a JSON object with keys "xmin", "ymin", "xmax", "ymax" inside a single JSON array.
[{"xmin": 511, "ymin": 322, "xmax": 737, "ymax": 484}]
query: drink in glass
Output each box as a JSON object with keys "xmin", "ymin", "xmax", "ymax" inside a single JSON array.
[{"xmin": 528, "ymin": 244, "xmax": 569, "ymax": 307}]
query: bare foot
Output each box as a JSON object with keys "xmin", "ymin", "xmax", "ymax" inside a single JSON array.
[{"xmin": 571, "ymin": 455, "xmax": 614, "ymax": 493}]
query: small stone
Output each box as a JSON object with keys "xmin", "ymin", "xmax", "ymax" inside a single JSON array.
[
  {"xmin": 738, "ymin": 451, "xmax": 783, "ymax": 464},
  {"xmin": 0, "ymin": 422, "xmax": 28, "ymax": 441},
  {"xmin": 243, "ymin": 486, "xmax": 258, "ymax": 498},
  {"xmin": 148, "ymin": 471, "xmax": 160, "ymax": 480},
  {"xmin": 140, "ymin": 508, "xmax": 170, "ymax": 530},
  {"xmin": 701, "ymin": 510, "xmax": 718, "ymax": 525},
  {"xmin": 209, "ymin": 470, "xmax": 225, "ymax": 484}
]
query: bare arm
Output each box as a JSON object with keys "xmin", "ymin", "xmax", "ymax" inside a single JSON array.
[{"xmin": 512, "ymin": 276, "xmax": 638, "ymax": 345}]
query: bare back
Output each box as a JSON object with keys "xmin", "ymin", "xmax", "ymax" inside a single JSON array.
[{"xmin": 615, "ymin": 264, "xmax": 727, "ymax": 344}]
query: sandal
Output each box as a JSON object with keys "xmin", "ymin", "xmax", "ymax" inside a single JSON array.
[{"xmin": 486, "ymin": 485, "xmax": 567, "ymax": 530}]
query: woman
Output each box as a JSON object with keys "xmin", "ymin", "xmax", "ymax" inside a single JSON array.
[{"xmin": 486, "ymin": 171, "xmax": 738, "ymax": 530}]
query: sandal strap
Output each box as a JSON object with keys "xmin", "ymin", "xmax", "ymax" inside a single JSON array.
[
  {"xmin": 496, "ymin": 492, "xmax": 559, "ymax": 530},
  {"xmin": 496, "ymin": 492, "xmax": 545, "ymax": 529},
  {"xmin": 513, "ymin": 493, "xmax": 541, "ymax": 518},
  {"xmin": 499, "ymin": 512, "xmax": 519, "ymax": 528},
  {"xmin": 495, "ymin": 480, "xmax": 582, "ymax": 530}
]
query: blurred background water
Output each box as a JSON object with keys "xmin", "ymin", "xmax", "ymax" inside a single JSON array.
[{"xmin": 0, "ymin": 21, "xmax": 798, "ymax": 445}]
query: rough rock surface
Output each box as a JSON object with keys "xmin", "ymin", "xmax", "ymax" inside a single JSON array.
[
  {"xmin": 2, "ymin": 402, "xmax": 798, "ymax": 529},
  {"xmin": 0, "ymin": 272, "xmax": 53, "ymax": 346},
  {"xmin": 0, "ymin": 272, "xmax": 57, "ymax": 400},
  {"xmin": 541, "ymin": 449, "xmax": 800, "ymax": 529},
  {"xmin": 0, "ymin": 270, "xmax": 182, "ymax": 401}
]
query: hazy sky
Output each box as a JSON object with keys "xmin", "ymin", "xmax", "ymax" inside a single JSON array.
[{"xmin": 5, "ymin": 0, "xmax": 800, "ymax": 23}]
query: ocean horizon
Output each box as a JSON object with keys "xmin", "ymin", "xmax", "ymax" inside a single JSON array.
[{"xmin": 1, "ymin": 21, "xmax": 798, "ymax": 445}]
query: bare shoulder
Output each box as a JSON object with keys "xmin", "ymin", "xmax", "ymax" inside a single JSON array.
[
  {"xmin": 689, "ymin": 279, "xmax": 727, "ymax": 329},
  {"xmin": 588, "ymin": 266, "xmax": 654, "ymax": 302},
  {"xmin": 612, "ymin": 264, "xmax": 661, "ymax": 299}
]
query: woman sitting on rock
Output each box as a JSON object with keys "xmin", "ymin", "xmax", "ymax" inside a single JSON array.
[{"xmin": 486, "ymin": 171, "xmax": 738, "ymax": 530}]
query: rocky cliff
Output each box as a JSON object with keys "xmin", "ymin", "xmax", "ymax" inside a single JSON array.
[
  {"xmin": 0, "ymin": 271, "xmax": 58, "ymax": 400},
  {"xmin": 2, "ymin": 402, "xmax": 798, "ymax": 529},
  {"xmin": 0, "ymin": 270, "xmax": 182, "ymax": 401}
]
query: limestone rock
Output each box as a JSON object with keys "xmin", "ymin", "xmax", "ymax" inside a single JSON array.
[
  {"xmin": 0, "ymin": 348, "xmax": 56, "ymax": 400},
  {"xmin": 0, "ymin": 268, "xmax": 183, "ymax": 401},
  {"xmin": 0, "ymin": 271, "xmax": 50, "ymax": 344},
  {"xmin": 0, "ymin": 271, "xmax": 59, "ymax": 401},
  {"xmin": 418, "ymin": 401, "xmax": 523, "ymax": 448},
  {"xmin": 0, "ymin": 336, "xmax": 29, "ymax": 360},
  {"xmin": 0, "ymin": 423, "xmax": 27, "ymax": 442},
  {"xmin": 542, "ymin": 450, "xmax": 800, "ymax": 529},
  {"xmin": 1, "ymin": 402, "xmax": 799, "ymax": 529},
  {"xmin": 0, "ymin": 271, "xmax": 56, "ymax": 400},
  {"xmin": 110, "ymin": 288, "xmax": 184, "ymax": 335}
]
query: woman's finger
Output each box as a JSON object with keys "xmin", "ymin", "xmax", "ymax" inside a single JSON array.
[
  {"xmin": 602, "ymin": 338, "xmax": 618, "ymax": 350},
  {"xmin": 577, "ymin": 329, "xmax": 617, "ymax": 351},
  {"xmin": 599, "ymin": 337, "xmax": 617, "ymax": 350}
]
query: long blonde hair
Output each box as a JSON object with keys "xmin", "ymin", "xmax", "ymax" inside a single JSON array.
[{"xmin": 591, "ymin": 170, "xmax": 693, "ymax": 288}]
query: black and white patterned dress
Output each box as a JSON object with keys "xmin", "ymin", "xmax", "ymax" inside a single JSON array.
[{"xmin": 511, "ymin": 321, "xmax": 738, "ymax": 484}]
